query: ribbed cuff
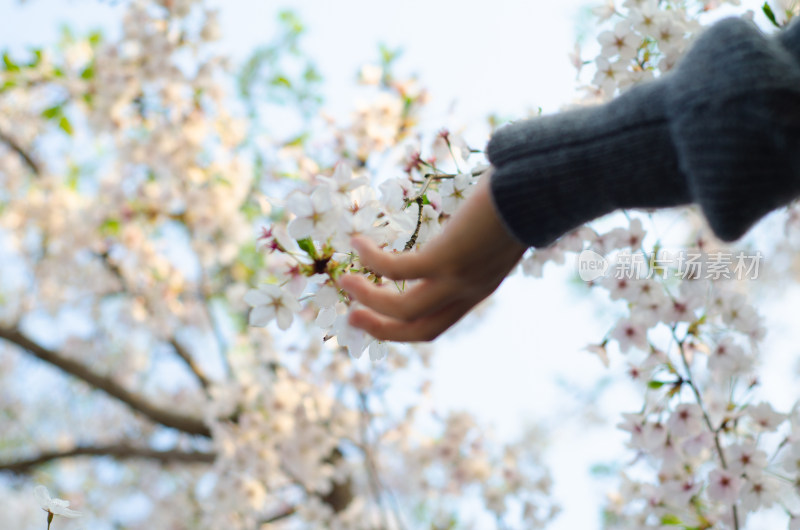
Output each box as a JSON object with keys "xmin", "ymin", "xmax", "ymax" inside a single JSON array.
[
  {"xmin": 666, "ymin": 17, "xmax": 800, "ymax": 241},
  {"xmin": 487, "ymin": 79, "xmax": 690, "ymax": 248}
]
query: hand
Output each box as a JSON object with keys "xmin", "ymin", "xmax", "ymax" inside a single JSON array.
[{"xmin": 338, "ymin": 169, "xmax": 528, "ymax": 342}]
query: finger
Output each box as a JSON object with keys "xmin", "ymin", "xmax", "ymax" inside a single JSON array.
[
  {"xmin": 352, "ymin": 236, "xmax": 434, "ymax": 280},
  {"xmin": 347, "ymin": 297, "xmax": 475, "ymax": 342},
  {"xmin": 339, "ymin": 274, "xmax": 458, "ymax": 322}
]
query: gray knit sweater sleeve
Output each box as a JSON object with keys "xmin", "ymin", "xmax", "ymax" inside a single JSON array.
[{"xmin": 486, "ymin": 17, "xmax": 800, "ymax": 248}]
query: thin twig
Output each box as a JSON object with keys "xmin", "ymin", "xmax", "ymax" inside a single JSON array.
[
  {"xmin": 97, "ymin": 251, "xmax": 216, "ymax": 391},
  {"xmin": 358, "ymin": 392, "xmax": 390, "ymax": 530},
  {"xmin": 0, "ymin": 128, "xmax": 40, "ymax": 175},
  {"xmin": 674, "ymin": 332, "xmax": 739, "ymax": 530},
  {"xmin": 403, "ymin": 197, "xmax": 424, "ymax": 251},
  {"xmin": 169, "ymin": 338, "xmax": 211, "ymax": 391},
  {"xmin": 358, "ymin": 392, "xmax": 406, "ymax": 530},
  {"xmin": 260, "ymin": 506, "xmax": 297, "ymax": 525},
  {"xmin": 401, "ymin": 165, "xmax": 490, "ymax": 251},
  {"xmin": 0, "ymin": 326, "xmax": 211, "ymax": 437},
  {"xmin": 199, "ymin": 272, "xmax": 232, "ymax": 379},
  {"xmin": 0, "ymin": 443, "xmax": 214, "ymax": 474}
]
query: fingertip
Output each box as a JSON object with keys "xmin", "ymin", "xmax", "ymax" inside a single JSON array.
[
  {"xmin": 346, "ymin": 307, "xmax": 361, "ymax": 325},
  {"xmin": 337, "ymin": 273, "xmax": 356, "ymax": 291},
  {"xmin": 350, "ymin": 236, "xmax": 373, "ymax": 257},
  {"xmin": 350, "ymin": 236, "xmax": 384, "ymax": 273},
  {"xmin": 338, "ymin": 273, "xmax": 367, "ymax": 301},
  {"xmin": 347, "ymin": 307, "xmax": 371, "ymax": 331}
]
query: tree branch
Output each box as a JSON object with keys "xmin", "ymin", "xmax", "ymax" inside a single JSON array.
[
  {"xmin": 0, "ymin": 443, "xmax": 215, "ymax": 474},
  {"xmin": 0, "ymin": 326, "xmax": 211, "ymax": 437},
  {"xmin": 0, "ymin": 128, "xmax": 40, "ymax": 175},
  {"xmin": 170, "ymin": 338, "xmax": 211, "ymax": 391}
]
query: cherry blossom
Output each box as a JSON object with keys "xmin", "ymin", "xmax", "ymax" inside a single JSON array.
[
  {"xmin": 34, "ymin": 486, "xmax": 81, "ymax": 527},
  {"xmin": 286, "ymin": 186, "xmax": 336, "ymax": 240},
  {"xmin": 610, "ymin": 317, "xmax": 649, "ymax": 353},
  {"xmin": 707, "ymin": 469, "xmax": 742, "ymax": 505},
  {"xmin": 244, "ymin": 284, "xmax": 301, "ymax": 330},
  {"xmin": 598, "ymin": 21, "xmax": 640, "ymax": 60}
]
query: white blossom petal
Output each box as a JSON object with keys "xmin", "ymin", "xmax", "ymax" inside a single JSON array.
[
  {"xmin": 276, "ymin": 307, "xmax": 294, "ymax": 330},
  {"xmin": 243, "ymin": 289, "xmax": 272, "ymax": 307},
  {"xmin": 288, "ymin": 217, "xmax": 314, "ymax": 240},
  {"xmin": 249, "ymin": 305, "xmax": 275, "ymax": 327}
]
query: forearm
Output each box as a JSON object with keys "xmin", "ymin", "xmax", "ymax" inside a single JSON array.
[
  {"xmin": 488, "ymin": 80, "xmax": 689, "ymax": 247},
  {"xmin": 487, "ymin": 17, "xmax": 800, "ymax": 248}
]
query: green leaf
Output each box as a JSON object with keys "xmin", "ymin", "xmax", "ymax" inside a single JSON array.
[
  {"xmin": 303, "ymin": 65, "xmax": 322, "ymax": 84},
  {"xmin": 88, "ymin": 30, "xmax": 103, "ymax": 46},
  {"xmin": 296, "ymin": 237, "xmax": 318, "ymax": 259},
  {"xmin": 659, "ymin": 514, "xmax": 682, "ymax": 525},
  {"xmin": 420, "ymin": 194, "xmax": 431, "ymax": 205},
  {"xmin": 647, "ymin": 380, "xmax": 666, "ymax": 389},
  {"xmin": 58, "ymin": 116, "xmax": 74, "ymax": 136},
  {"xmin": 285, "ymin": 133, "xmax": 308, "ymax": 148},
  {"xmin": 271, "ymin": 75, "xmax": 291, "ymax": 88},
  {"xmin": 278, "ymin": 10, "xmax": 305, "ymax": 35},
  {"xmin": 66, "ymin": 164, "xmax": 80, "ymax": 190},
  {"xmin": 100, "ymin": 218, "xmax": 121, "ymax": 236},
  {"xmin": 42, "ymin": 105, "xmax": 62, "ymax": 120},
  {"xmin": 2, "ymin": 53, "xmax": 20, "ymax": 73},
  {"xmin": 80, "ymin": 64, "xmax": 95, "ymax": 80},
  {"xmin": 379, "ymin": 43, "xmax": 401, "ymax": 66},
  {"xmin": 28, "ymin": 49, "xmax": 43, "ymax": 68},
  {"xmin": 763, "ymin": 2, "xmax": 781, "ymax": 27}
]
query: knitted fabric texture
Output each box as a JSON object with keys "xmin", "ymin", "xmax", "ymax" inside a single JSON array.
[{"xmin": 487, "ymin": 17, "xmax": 800, "ymax": 248}]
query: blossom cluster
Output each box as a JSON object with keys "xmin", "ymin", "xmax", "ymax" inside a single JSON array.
[
  {"xmin": 245, "ymin": 141, "xmax": 482, "ymax": 359},
  {"xmin": 582, "ymin": 0, "xmax": 743, "ymax": 98},
  {"xmin": 518, "ymin": 205, "xmax": 800, "ymax": 528},
  {"xmin": 498, "ymin": 2, "xmax": 800, "ymax": 527}
]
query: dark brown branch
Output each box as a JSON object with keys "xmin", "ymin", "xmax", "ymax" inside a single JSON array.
[
  {"xmin": 403, "ymin": 197, "xmax": 424, "ymax": 251},
  {"xmin": 0, "ymin": 128, "xmax": 40, "ymax": 175},
  {"xmin": 0, "ymin": 443, "xmax": 215, "ymax": 474},
  {"xmin": 0, "ymin": 326, "xmax": 211, "ymax": 437},
  {"xmin": 170, "ymin": 338, "xmax": 211, "ymax": 391}
]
